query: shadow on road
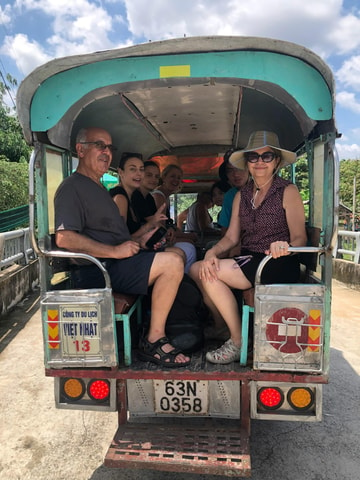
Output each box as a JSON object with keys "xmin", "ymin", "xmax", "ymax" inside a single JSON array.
[{"xmin": 0, "ymin": 287, "xmax": 40, "ymax": 354}]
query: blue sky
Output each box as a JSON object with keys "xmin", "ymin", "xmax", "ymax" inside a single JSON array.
[{"xmin": 1, "ymin": 0, "xmax": 360, "ymax": 160}]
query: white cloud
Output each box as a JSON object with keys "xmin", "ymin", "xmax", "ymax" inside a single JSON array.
[
  {"xmin": 336, "ymin": 55, "xmax": 360, "ymax": 91},
  {"xmin": 47, "ymin": 9, "xmax": 115, "ymax": 56},
  {"xmin": 1, "ymin": 34, "xmax": 51, "ymax": 75},
  {"xmin": 10, "ymin": 0, "xmax": 121, "ymax": 59},
  {"xmin": 0, "ymin": 5, "xmax": 12, "ymax": 25},
  {"xmin": 324, "ymin": 13, "xmax": 360, "ymax": 56},
  {"xmin": 336, "ymin": 90, "xmax": 360, "ymax": 114},
  {"xmin": 124, "ymin": 0, "xmax": 360, "ymax": 59},
  {"xmin": 336, "ymin": 141, "xmax": 360, "ymax": 160},
  {"xmin": 3, "ymin": 0, "xmax": 360, "ymax": 79}
]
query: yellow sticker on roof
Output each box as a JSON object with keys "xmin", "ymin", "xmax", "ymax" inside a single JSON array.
[{"xmin": 160, "ymin": 65, "xmax": 191, "ymax": 78}]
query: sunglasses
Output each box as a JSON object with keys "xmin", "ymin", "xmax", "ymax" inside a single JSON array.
[
  {"xmin": 233, "ymin": 255, "xmax": 253, "ymax": 269},
  {"xmin": 246, "ymin": 151, "xmax": 278, "ymax": 163},
  {"xmin": 80, "ymin": 141, "xmax": 117, "ymax": 153}
]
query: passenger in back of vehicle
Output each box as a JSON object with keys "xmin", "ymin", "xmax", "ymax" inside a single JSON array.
[
  {"xmin": 55, "ymin": 127, "xmax": 190, "ymax": 367},
  {"xmin": 110, "ymin": 154, "xmax": 186, "ymax": 265},
  {"xmin": 152, "ymin": 164, "xmax": 197, "ymax": 273},
  {"xmin": 109, "ymin": 153, "xmax": 167, "ymax": 239},
  {"xmin": 211, "ymin": 180, "xmax": 230, "ymax": 213},
  {"xmin": 218, "ymin": 149, "xmax": 249, "ymax": 237},
  {"xmin": 178, "ymin": 192, "xmax": 220, "ymax": 235},
  {"xmin": 131, "ymin": 160, "xmax": 162, "ymax": 225},
  {"xmin": 190, "ymin": 131, "xmax": 307, "ymax": 364}
]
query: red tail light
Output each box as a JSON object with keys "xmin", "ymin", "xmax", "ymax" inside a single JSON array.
[
  {"xmin": 87, "ymin": 379, "xmax": 110, "ymax": 402},
  {"xmin": 257, "ymin": 387, "xmax": 284, "ymax": 410}
]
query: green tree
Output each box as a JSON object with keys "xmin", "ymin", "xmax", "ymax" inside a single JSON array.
[
  {"xmin": 0, "ymin": 159, "xmax": 29, "ymax": 210},
  {"xmin": 339, "ymin": 159, "xmax": 360, "ymax": 214},
  {"xmin": 0, "ymin": 75, "xmax": 32, "ymax": 163},
  {"xmin": 0, "ymin": 75, "xmax": 32, "ymax": 213}
]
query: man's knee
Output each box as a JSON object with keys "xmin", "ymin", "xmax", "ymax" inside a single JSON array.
[{"xmin": 154, "ymin": 250, "xmax": 184, "ymax": 275}]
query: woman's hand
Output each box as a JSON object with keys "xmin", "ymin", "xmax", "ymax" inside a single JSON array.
[
  {"xmin": 152, "ymin": 203, "xmax": 168, "ymax": 224},
  {"xmin": 266, "ymin": 241, "xmax": 290, "ymax": 259},
  {"xmin": 198, "ymin": 250, "xmax": 220, "ymax": 281}
]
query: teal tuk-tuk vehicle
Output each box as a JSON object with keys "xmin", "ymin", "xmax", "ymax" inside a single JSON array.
[{"xmin": 17, "ymin": 36, "xmax": 338, "ymax": 477}]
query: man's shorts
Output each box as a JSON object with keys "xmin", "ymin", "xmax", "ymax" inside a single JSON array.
[{"xmin": 71, "ymin": 251, "xmax": 156, "ymax": 294}]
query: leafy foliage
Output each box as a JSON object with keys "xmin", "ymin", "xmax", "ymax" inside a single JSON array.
[
  {"xmin": 0, "ymin": 76, "xmax": 32, "ymax": 212},
  {"xmin": 0, "ymin": 159, "xmax": 29, "ymax": 211},
  {"xmin": 0, "ymin": 76, "xmax": 32, "ymax": 164},
  {"xmin": 339, "ymin": 159, "xmax": 360, "ymax": 214}
]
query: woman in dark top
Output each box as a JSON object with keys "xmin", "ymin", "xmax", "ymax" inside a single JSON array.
[
  {"xmin": 109, "ymin": 153, "xmax": 167, "ymax": 239},
  {"xmin": 190, "ymin": 131, "xmax": 307, "ymax": 364}
]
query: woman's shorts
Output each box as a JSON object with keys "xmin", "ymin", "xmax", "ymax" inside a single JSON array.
[
  {"xmin": 71, "ymin": 251, "xmax": 156, "ymax": 295},
  {"xmin": 240, "ymin": 250, "xmax": 300, "ymax": 287}
]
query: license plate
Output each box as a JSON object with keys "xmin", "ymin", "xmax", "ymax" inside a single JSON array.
[
  {"xmin": 154, "ymin": 380, "xmax": 208, "ymax": 415},
  {"xmin": 60, "ymin": 305, "xmax": 101, "ymax": 355}
]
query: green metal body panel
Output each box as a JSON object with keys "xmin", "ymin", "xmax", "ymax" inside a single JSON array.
[{"xmin": 30, "ymin": 51, "xmax": 332, "ymax": 131}]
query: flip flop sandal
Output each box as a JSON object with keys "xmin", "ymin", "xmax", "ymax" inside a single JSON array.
[{"xmin": 138, "ymin": 336, "xmax": 191, "ymax": 368}]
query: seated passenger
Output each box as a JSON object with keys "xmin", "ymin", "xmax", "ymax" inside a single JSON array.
[
  {"xmin": 110, "ymin": 153, "xmax": 186, "ymax": 264},
  {"xmin": 218, "ymin": 149, "xmax": 249, "ymax": 237},
  {"xmin": 190, "ymin": 131, "xmax": 307, "ymax": 364},
  {"xmin": 109, "ymin": 153, "xmax": 167, "ymax": 238},
  {"xmin": 152, "ymin": 164, "xmax": 197, "ymax": 273},
  {"xmin": 202, "ymin": 181, "xmax": 230, "ymax": 253},
  {"xmin": 54, "ymin": 127, "xmax": 190, "ymax": 367},
  {"xmin": 180, "ymin": 192, "xmax": 221, "ymax": 236},
  {"xmin": 131, "ymin": 160, "xmax": 162, "ymax": 224},
  {"xmin": 210, "ymin": 180, "xmax": 230, "ymax": 215}
]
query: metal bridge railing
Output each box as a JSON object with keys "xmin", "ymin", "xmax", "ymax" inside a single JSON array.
[
  {"xmin": 0, "ymin": 228, "xmax": 36, "ymax": 271},
  {"xmin": 0, "ymin": 228, "xmax": 358, "ymax": 274},
  {"xmin": 334, "ymin": 230, "xmax": 360, "ymax": 264}
]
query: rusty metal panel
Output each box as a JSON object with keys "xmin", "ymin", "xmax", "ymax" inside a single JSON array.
[
  {"xmin": 105, "ymin": 421, "xmax": 251, "ymax": 477},
  {"xmin": 253, "ymin": 284, "xmax": 325, "ymax": 372}
]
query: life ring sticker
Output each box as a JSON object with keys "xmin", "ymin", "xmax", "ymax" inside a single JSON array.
[{"xmin": 265, "ymin": 307, "xmax": 308, "ymax": 354}]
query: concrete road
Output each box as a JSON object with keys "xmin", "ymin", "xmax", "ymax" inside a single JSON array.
[{"xmin": 0, "ymin": 280, "xmax": 359, "ymax": 480}]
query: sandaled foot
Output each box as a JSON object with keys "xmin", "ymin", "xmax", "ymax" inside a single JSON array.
[
  {"xmin": 206, "ymin": 338, "xmax": 240, "ymax": 364},
  {"xmin": 138, "ymin": 336, "xmax": 191, "ymax": 368}
]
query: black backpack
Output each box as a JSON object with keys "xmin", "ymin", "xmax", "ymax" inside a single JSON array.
[
  {"xmin": 141, "ymin": 274, "xmax": 208, "ymax": 354},
  {"xmin": 165, "ymin": 274, "xmax": 209, "ymax": 353}
]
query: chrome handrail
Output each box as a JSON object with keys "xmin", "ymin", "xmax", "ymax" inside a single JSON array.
[{"xmin": 255, "ymin": 246, "xmax": 325, "ymax": 285}]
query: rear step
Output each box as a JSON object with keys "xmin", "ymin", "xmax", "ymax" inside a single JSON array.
[{"xmin": 105, "ymin": 420, "xmax": 251, "ymax": 477}]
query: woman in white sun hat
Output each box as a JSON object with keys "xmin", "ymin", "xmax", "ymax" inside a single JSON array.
[{"xmin": 190, "ymin": 130, "xmax": 307, "ymax": 364}]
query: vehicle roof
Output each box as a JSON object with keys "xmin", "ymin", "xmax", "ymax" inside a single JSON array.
[{"xmin": 17, "ymin": 36, "xmax": 337, "ymax": 184}]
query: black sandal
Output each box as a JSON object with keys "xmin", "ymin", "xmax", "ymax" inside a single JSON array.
[{"xmin": 138, "ymin": 336, "xmax": 191, "ymax": 368}]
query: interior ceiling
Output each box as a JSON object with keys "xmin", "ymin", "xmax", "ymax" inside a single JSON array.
[{"xmin": 66, "ymin": 78, "xmax": 314, "ymax": 183}]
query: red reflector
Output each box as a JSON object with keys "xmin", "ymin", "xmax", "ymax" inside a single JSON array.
[
  {"xmin": 87, "ymin": 380, "xmax": 110, "ymax": 402},
  {"xmin": 257, "ymin": 387, "xmax": 284, "ymax": 410}
]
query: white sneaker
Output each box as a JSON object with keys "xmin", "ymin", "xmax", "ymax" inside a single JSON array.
[{"xmin": 206, "ymin": 338, "xmax": 240, "ymax": 364}]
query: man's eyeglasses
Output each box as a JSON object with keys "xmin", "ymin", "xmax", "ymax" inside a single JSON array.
[
  {"xmin": 246, "ymin": 151, "xmax": 278, "ymax": 163},
  {"xmin": 79, "ymin": 141, "xmax": 117, "ymax": 153}
]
